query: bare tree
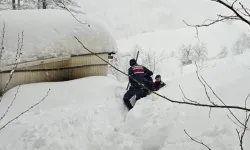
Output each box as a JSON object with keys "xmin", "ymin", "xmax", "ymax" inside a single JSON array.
[
  {"xmin": 179, "ymin": 44, "xmax": 193, "ymax": 65},
  {"xmin": 232, "ymin": 32, "xmax": 250, "ymax": 55},
  {"xmin": 217, "ymin": 46, "xmax": 228, "ymax": 59},
  {"xmin": 192, "ymin": 42, "xmax": 208, "ymax": 64},
  {"xmin": 12, "ymin": 0, "xmax": 15, "ymax": 10},
  {"xmin": 42, "ymin": 0, "xmax": 47, "ymax": 9},
  {"xmin": 17, "ymin": 0, "xmax": 20, "ymax": 9}
]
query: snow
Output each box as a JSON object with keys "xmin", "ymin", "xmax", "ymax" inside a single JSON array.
[
  {"xmin": 116, "ymin": 22, "xmax": 250, "ymax": 58},
  {"xmin": 1, "ymin": 1, "xmax": 250, "ymax": 149},
  {"xmin": 0, "ymin": 9, "xmax": 117, "ymax": 66},
  {"xmin": 77, "ymin": 0, "xmax": 250, "ymax": 39},
  {"xmin": 1, "ymin": 51, "xmax": 250, "ymax": 150}
]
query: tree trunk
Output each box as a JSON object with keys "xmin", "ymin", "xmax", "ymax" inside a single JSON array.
[
  {"xmin": 17, "ymin": 0, "xmax": 20, "ymax": 9},
  {"xmin": 12, "ymin": 0, "xmax": 16, "ymax": 10},
  {"xmin": 38, "ymin": 0, "xmax": 41, "ymax": 9},
  {"xmin": 42, "ymin": 0, "xmax": 46, "ymax": 9}
]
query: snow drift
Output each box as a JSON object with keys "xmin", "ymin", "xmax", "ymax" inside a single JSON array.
[
  {"xmin": 0, "ymin": 9, "xmax": 117, "ymax": 66},
  {"xmin": 0, "ymin": 52, "xmax": 250, "ymax": 150}
]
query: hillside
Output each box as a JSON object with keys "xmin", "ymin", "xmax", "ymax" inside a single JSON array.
[
  {"xmin": 0, "ymin": 51, "xmax": 250, "ymax": 150},
  {"xmin": 78, "ymin": 0, "xmax": 249, "ymax": 39}
]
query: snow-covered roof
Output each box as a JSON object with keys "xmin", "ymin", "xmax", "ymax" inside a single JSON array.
[{"xmin": 0, "ymin": 9, "xmax": 117, "ymax": 66}]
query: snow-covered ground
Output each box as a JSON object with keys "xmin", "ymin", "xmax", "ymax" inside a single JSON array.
[
  {"xmin": 1, "ymin": 49, "xmax": 250, "ymax": 150},
  {"xmin": 1, "ymin": 1, "xmax": 250, "ymax": 149}
]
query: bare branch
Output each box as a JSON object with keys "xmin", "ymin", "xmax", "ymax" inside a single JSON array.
[
  {"xmin": 0, "ymin": 85, "xmax": 20, "ymax": 121},
  {"xmin": 183, "ymin": 0, "xmax": 250, "ymax": 29},
  {"xmin": 200, "ymin": 75, "xmax": 246, "ymax": 127},
  {"xmin": 239, "ymin": 2, "xmax": 250, "ymax": 17},
  {"xmin": 0, "ymin": 89, "xmax": 50, "ymax": 131},
  {"xmin": 74, "ymin": 36, "xmax": 250, "ymax": 112},
  {"xmin": 227, "ymin": 115, "xmax": 245, "ymax": 129},
  {"xmin": 195, "ymin": 62, "xmax": 216, "ymax": 105},
  {"xmin": 179, "ymin": 85, "xmax": 200, "ymax": 104},
  {"xmin": 0, "ymin": 31, "xmax": 23, "ymax": 97},
  {"xmin": 209, "ymin": 107, "xmax": 212, "ymax": 118},
  {"xmin": 236, "ymin": 113, "xmax": 250, "ymax": 150},
  {"xmin": 0, "ymin": 21, "xmax": 5, "ymax": 60},
  {"xmin": 232, "ymin": 0, "xmax": 239, "ymax": 7},
  {"xmin": 182, "ymin": 14, "xmax": 238, "ymax": 28},
  {"xmin": 52, "ymin": 0, "xmax": 90, "ymax": 27},
  {"xmin": 211, "ymin": 0, "xmax": 250, "ymax": 26},
  {"xmin": 184, "ymin": 129, "xmax": 211, "ymax": 150}
]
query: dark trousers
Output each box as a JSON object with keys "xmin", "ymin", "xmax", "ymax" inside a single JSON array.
[{"xmin": 123, "ymin": 86, "xmax": 143, "ymax": 110}]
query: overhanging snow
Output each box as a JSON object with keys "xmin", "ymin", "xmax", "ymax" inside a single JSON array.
[{"xmin": 0, "ymin": 9, "xmax": 118, "ymax": 66}]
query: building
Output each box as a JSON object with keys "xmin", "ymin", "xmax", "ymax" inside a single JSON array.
[{"xmin": 0, "ymin": 9, "xmax": 117, "ymax": 94}]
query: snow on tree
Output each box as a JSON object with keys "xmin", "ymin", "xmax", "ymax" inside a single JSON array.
[
  {"xmin": 231, "ymin": 32, "xmax": 250, "ymax": 55},
  {"xmin": 192, "ymin": 42, "xmax": 208, "ymax": 64},
  {"xmin": 217, "ymin": 46, "xmax": 228, "ymax": 59},
  {"xmin": 179, "ymin": 44, "xmax": 193, "ymax": 66},
  {"xmin": 0, "ymin": 0, "xmax": 83, "ymax": 14}
]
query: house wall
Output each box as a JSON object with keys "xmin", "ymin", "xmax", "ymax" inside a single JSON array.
[{"xmin": 0, "ymin": 53, "xmax": 109, "ymax": 94}]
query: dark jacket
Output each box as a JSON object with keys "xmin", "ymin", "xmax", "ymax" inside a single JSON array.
[
  {"xmin": 128, "ymin": 64, "xmax": 153, "ymax": 88},
  {"xmin": 154, "ymin": 81, "xmax": 166, "ymax": 91}
]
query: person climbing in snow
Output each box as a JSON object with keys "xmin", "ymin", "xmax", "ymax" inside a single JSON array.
[
  {"xmin": 142, "ymin": 73, "xmax": 154, "ymax": 97},
  {"xmin": 123, "ymin": 58, "xmax": 153, "ymax": 111},
  {"xmin": 154, "ymin": 74, "xmax": 166, "ymax": 91}
]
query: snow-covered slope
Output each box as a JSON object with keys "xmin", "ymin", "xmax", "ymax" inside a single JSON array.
[
  {"xmin": 77, "ymin": 0, "xmax": 249, "ymax": 39},
  {"xmin": 116, "ymin": 22, "xmax": 250, "ymax": 58},
  {"xmin": 1, "ymin": 51, "xmax": 250, "ymax": 150},
  {"xmin": 0, "ymin": 9, "xmax": 117, "ymax": 66}
]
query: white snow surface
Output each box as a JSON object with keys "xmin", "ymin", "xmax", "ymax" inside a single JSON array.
[
  {"xmin": 1, "ymin": 51, "xmax": 250, "ymax": 149},
  {"xmin": 0, "ymin": 9, "xmax": 117, "ymax": 66},
  {"xmin": 0, "ymin": 1, "xmax": 250, "ymax": 149}
]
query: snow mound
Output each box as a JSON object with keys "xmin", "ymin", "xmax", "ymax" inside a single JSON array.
[
  {"xmin": 0, "ymin": 76, "xmax": 126, "ymax": 150},
  {"xmin": 0, "ymin": 9, "xmax": 117, "ymax": 66}
]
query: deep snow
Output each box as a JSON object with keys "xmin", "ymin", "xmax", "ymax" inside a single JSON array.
[
  {"xmin": 0, "ymin": 51, "xmax": 250, "ymax": 150},
  {"xmin": 0, "ymin": 9, "xmax": 117, "ymax": 66},
  {"xmin": 0, "ymin": 1, "xmax": 250, "ymax": 149}
]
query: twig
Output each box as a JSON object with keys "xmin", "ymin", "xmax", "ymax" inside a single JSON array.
[
  {"xmin": 0, "ymin": 31, "xmax": 23, "ymax": 97},
  {"xmin": 232, "ymin": 0, "xmax": 239, "ymax": 7},
  {"xmin": 0, "ymin": 89, "xmax": 50, "ymax": 131},
  {"xmin": 200, "ymin": 76, "xmax": 245, "ymax": 128},
  {"xmin": 74, "ymin": 36, "xmax": 250, "ymax": 112},
  {"xmin": 236, "ymin": 113, "xmax": 250, "ymax": 150},
  {"xmin": 209, "ymin": 107, "xmax": 212, "ymax": 118},
  {"xmin": 179, "ymin": 85, "xmax": 200, "ymax": 104},
  {"xmin": 184, "ymin": 129, "xmax": 211, "ymax": 150},
  {"xmin": 52, "ymin": 0, "xmax": 90, "ymax": 27},
  {"xmin": 195, "ymin": 62, "xmax": 216, "ymax": 105},
  {"xmin": 239, "ymin": 2, "xmax": 250, "ymax": 17},
  {"xmin": 0, "ymin": 21, "xmax": 5, "ymax": 60},
  {"xmin": 227, "ymin": 115, "xmax": 245, "ymax": 129},
  {"xmin": 183, "ymin": 0, "xmax": 250, "ymax": 30},
  {"xmin": 211, "ymin": 0, "xmax": 250, "ymax": 26},
  {"xmin": 0, "ymin": 85, "xmax": 20, "ymax": 121}
]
